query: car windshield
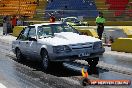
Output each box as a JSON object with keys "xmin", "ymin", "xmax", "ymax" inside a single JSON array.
[{"xmin": 37, "ymin": 24, "xmax": 79, "ymax": 38}]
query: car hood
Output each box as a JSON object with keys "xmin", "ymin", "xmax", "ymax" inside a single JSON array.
[{"xmin": 38, "ymin": 32, "xmax": 101, "ymax": 46}]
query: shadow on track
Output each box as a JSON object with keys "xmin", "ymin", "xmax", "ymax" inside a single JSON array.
[{"xmin": 10, "ymin": 56, "xmax": 109, "ymax": 78}]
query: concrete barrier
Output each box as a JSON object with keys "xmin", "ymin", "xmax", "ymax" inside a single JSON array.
[
  {"xmin": 73, "ymin": 26, "xmax": 98, "ymax": 38},
  {"xmin": 77, "ymin": 29, "xmax": 98, "ymax": 38},
  {"xmin": 87, "ymin": 21, "xmax": 132, "ymax": 26},
  {"xmin": 119, "ymin": 26, "xmax": 132, "ymax": 38},
  {"xmin": 113, "ymin": 26, "xmax": 132, "ymax": 38},
  {"xmin": 102, "ymin": 26, "xmax": 132, "ymax": 43},
  {"xmin": 12, "ymin": 26, "xmax": 26, "ymax": 37},
  {"xmin": 111, "ymin": 38, "xmax": 132, "ymax": 53}
]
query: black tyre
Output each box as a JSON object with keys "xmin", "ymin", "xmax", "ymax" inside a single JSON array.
[
  {"xmin": 86, "ymin": 57, "xmax": 99, "ymax": 74},
  {"xmin": 16, "ymin": 48, "xmax": 24, "ymax": 62},
  {"xmin": 41, "ymin": 50, "xmax": 51, "ymax": 71},
  {"xmin": 86, "ymin": 57, "xmax": 99, "ymax": 69}
]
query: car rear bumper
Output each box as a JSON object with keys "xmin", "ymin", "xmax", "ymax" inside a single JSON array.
[{"xmin": 49, "ymin": 48, "xmax": 105, "ymax": 61}]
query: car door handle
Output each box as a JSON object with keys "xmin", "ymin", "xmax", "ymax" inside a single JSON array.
[{"xmin": 26, "ymin": 42, "xmax": 28, "ymax": 44}]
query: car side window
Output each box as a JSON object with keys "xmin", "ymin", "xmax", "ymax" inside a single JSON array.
[
  {"xmin": 18, "ymin": 27, "xmax": 29, "ymax": 41},
  {"xmin": 28, "ymin": 27, "xmax": 36, "ymax": 39},
  {"xmin": 37, "ymin": 26, "xmax": 52, "ymax": 38}
]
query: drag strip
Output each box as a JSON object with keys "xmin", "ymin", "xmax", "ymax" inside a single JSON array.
[
  {"xmin": 0, "ymin": 35, "xmax": 132, "ymax": 75},
  {"xmin": 0, "ymin": 41, "xmax": 132, "ymax": 88},
  {"xmin": 0, "ymin": 51, "xmax": 83, "ymax": 88},
  {"xmin": 0, "ymin": 41, "xmax": 132, "ymax": 76},
  {"xmin": 98, "ymin": 61, "xmax": 132, "ymax": 75}
]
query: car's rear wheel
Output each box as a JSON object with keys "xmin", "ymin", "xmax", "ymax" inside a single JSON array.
[
  {"xmin": 41, "ymin": 50, "xmax": 51, "ymax": 71},
  {"xmin": 16, "ymin": 48, "xmax": 24, "ymax": 62}
]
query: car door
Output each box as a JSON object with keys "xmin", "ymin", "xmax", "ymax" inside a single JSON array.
[
  {"xmin": 17, "ymin": 27, "xmax": 30, "ymax": 57},
  {"xmin": 25, "ymin": 26, "xmax": 38, "ymax": 60}
]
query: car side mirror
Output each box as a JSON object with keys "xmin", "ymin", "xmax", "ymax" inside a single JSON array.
[{"xmin": 29, "ymin": 37, "xmax": 37, "ymax": 41}]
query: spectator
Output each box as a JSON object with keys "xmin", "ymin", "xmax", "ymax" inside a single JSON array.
[
  {"xmin": 11, "ymin": 16, "xmax": 17, "ymax": 29},
  {"xmin": 50, "ymin": 16, "xmax": 55, "ymax": 23},
  {"xmin": 49, "ymin": 13, "xmax": 55, "ymax": 23},
  {"xmin": 96, "ymin": 12, "xmax": 106, "ymax": 40},
  {"xmin": 17, "ymin": 18, "xmax": 22, "ymax": 26},
  {"xmin": 7, "ymin": 19, "xmax": 12, "ymax": 33},
  {"xmin": 3, "ymin": 16, "xmax": 8, "ymax": 35}
]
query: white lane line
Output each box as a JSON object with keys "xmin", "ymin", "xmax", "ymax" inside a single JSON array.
[{"xmin": 0, "ymin": 83, "xmax": 7, "ymax": 88}]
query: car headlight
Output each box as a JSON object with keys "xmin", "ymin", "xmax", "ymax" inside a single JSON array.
[
  {"xmin": 53, "ymin": 45, "xmax": 72, "ymax": 53},
  {"xmin": 93, "ymin": 41, "xmax": 103, "ymax": 49}
]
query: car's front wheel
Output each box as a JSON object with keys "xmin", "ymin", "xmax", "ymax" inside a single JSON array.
[
  {"xmin": 86, "ymin": 57, "xmax": 99, "ymax": 74},
  {"xmin": 41, "ymin": 50, "xmax": 51, "ymax": 71},
  {"xmin": 16, "ymin": 48, "xmax": 24, "ymax": 62},
  {"xmin": 86, "ymin": 57, "xmax": 99, "ymax": 68}
]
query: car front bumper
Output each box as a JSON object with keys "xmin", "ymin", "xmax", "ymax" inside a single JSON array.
[{"xmin": 49, "ymin": 48, "xmax": 105, "ymax": 61}]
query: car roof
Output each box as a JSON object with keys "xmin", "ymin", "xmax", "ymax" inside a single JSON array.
[
  {"xmin": 61, "ymin": 17, "xmax": 77, "ymax": 20},
  {"xmin": 65, "ymin": 17, "xmax": 77, "ymax": 19},
  {"xmin": 29, "ymin": 22, "xmax": 63, "ymax": 27}
]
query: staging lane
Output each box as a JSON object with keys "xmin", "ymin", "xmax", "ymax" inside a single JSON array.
[{"xmin": 7, "ymin": 55, "xmax": 132, "ymax": 88}]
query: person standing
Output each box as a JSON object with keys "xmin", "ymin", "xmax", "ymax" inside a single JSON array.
[
  {"xmin": 11, "ymin": 16, "xmax": 17, "ymax": 29},
  {"xmin": 17, "ymin": 17, "xmax": 22, "ymax": 26},
  {"xmin": 49, "ymin": 13, "xmax": 55, "ymax": 23},
  {"xmin": 50, "ymin": 16, "xmax": 55, "ymax": 23},
  {"xmin": 3, "ymin": 16, "xmax": 8, "ymax": 35},
  {"xmin": 96, "ymin": 12, "xmax": 106, "ymax": 40}
]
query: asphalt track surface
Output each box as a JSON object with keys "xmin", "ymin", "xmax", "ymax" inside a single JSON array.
[{"xmin": 0, "ymin": 39, "xmax": 132, "ymax": 88}]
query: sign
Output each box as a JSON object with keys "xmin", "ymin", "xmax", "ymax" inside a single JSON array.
[{"xmin": 78, "ymin": 52, "xmax": 90, "ymax": 57}]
